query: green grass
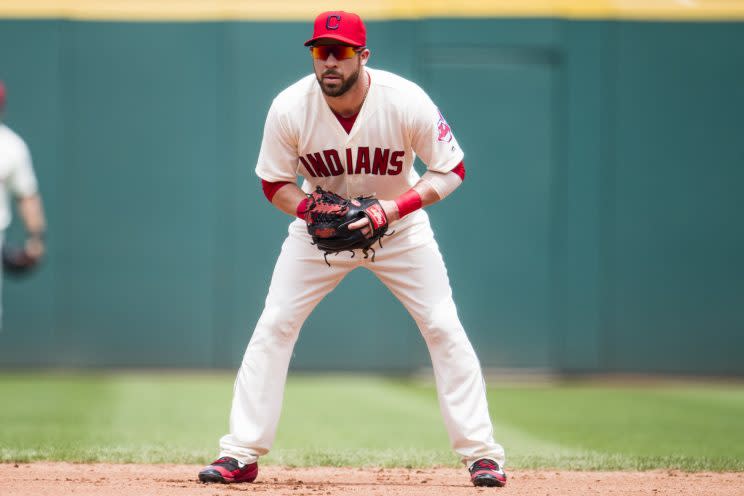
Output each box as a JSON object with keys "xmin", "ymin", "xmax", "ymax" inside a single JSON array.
[{"xmin": 0, "ymin": 372, "xmax": 742, "ymax": 471}]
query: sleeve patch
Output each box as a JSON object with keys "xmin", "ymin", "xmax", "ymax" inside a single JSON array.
[{"xmin": 437, "ymin": 109, "xmax": 453, "ymax": 143}]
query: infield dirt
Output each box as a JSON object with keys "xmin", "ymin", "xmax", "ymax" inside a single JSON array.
[{"xmin": 1, "ymin": 463, "xmax": 742, "ymax": 496}]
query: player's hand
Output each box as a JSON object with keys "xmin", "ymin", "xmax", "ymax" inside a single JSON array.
[
  {"xmin": 348, "ymin": 216, "xmax": 372, "ymax": 238},
  {"xmin": 25, "ymin": 236, "xmax": 45, "ymax": 260},
  {"xmin": 349, "ymin": 200, "xmax": 400, "ymax": 238},
  {"xmin": 379, "ymin": 200, "xmax": 400, "ymax": 224},
  {"xmin": 348, "ymin": 200, "xmax": 398, "ymax": 238}
]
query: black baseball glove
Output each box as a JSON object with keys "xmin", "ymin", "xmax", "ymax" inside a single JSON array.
[
  {"xmin": 2, "ymin": 243, "xmax": 41, "ymax": 276},
  {"xmin": 303, "ymin": 186, "xmax": 390, "ymax": 266}
]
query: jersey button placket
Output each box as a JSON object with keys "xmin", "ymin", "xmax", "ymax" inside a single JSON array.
[
  {"xmin": 345, "ymin": 176, "xmax": 356, "ymax": 198},
  {"xmin": 345, "ymin": 138, "xmax": 355, "ymax": 198}
]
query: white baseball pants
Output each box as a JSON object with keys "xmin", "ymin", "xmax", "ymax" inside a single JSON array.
[{"xmin": 219, "ymin": 211, "xmax": 505, "ymax": 467}]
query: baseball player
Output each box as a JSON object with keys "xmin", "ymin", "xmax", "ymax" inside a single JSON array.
[
  {"xmin": 0, "ymin": 81, "xmax": 46, "ymax": 324},
  {"xmin": 199, "ymin": 11, "xmax": 506, "ymax": 488}
]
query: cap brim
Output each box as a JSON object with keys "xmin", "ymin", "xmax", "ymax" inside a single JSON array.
[{"xmin": 304, "ymin": 34, "xmax": 364, "ymax": 47}]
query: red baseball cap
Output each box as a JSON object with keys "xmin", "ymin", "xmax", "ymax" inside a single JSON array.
[
  {"xmin": 304, "ymin": 11, "xmax": 366, "ymax": 47},
  {"xmin": 0, "ymin": 81, "xmax": 5, "ymax": 111}
]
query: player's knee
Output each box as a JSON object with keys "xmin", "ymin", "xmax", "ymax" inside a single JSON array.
[
  {"xmin": 256, "ymin": 305, "xmax": 301, "ymax": 344},
  {"xmin": 418, "ymin": 300, "xmax": 463, "ymax": 343}
]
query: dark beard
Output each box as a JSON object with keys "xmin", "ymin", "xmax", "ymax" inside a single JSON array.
[{"xmin": 317, "ymin": 62, "xmax": 361, "ymax": 97}]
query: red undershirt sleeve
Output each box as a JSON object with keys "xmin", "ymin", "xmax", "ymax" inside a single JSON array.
[
  {"xmin": 450, "ymin": 161, "xmax": 466, "ymax": 181},
  {"xmin": 261, "ymin": 179, "xmax": 291, "ymax": 203}
]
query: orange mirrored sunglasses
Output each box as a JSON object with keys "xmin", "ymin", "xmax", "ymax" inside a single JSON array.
[{"xmin": 310, "ymin": 45, "xmax": 363, "ymax": 61}]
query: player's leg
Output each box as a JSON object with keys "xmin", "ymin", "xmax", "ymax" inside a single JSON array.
[
  {"xmin": 216, "ymin": 222, "xmax": 354, "ymax": 466},
  {"xmin": 368, "ymin": 214, "xmax": 505, "ymax": 470},
  {"xmin": 0, "ymin": 233, "xmax": 4, "ymax": 329}
]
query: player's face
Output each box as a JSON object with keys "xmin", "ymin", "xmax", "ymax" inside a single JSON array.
[{"xmin": 311, "ymin": 42, "xmax": 369, "ymax": 97}]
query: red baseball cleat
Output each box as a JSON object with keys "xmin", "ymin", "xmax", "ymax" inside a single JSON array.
[
  {"xmin": 198, "ymin": 456, "xmax": 258, "ymax": 483},
  {"xmin": 469, "ymin": 458, "xmax": 507, "ymax": 487}
]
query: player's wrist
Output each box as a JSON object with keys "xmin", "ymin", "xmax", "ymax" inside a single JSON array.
[
  {"xmin": 394, "ymin": 189, "xmax": 423, "ymax": 219},
  {"xmin": 24, "ymin": 234, "xmax": 45, "ymax": 259},
  {"xmin": 26, "ymin": 231, "xmax": 45, "ymax": 242},
  {"xmin": 380, "ymin": 200, "xmax": 400, "ymax": 223},
  {"xmin": 296, "ymin": 197, "xmax": 310, "ymax": 220}
]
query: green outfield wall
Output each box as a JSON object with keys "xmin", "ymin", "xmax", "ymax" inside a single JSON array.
[{"xmin": 0, "ymin": 15, "xmax": 742, "ymax": 374}]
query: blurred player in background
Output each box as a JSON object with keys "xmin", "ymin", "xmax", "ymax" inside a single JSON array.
[{"xmin": 0, "ymin": 80, "xmax": 47, "ymax": 324}]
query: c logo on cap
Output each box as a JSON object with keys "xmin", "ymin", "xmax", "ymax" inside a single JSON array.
[{"xmin": 326, "ymin": 15, "xmax": 341, "ymax": 30}]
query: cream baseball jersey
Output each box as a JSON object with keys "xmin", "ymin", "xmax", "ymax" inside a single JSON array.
[
  {"xmin": 0, "ymin": 124, "xmax": 38, "ymax": 230},
  {"xmin": 255, "ymin": 68, "xmax": 464, "ymax": 200}
]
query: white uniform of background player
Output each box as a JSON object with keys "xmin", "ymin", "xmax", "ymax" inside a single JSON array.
[
  {"xmin": 201, "ymin": 11, "xmax": 506, "ymax": 487},
  {"xmin": 0, "ymin": 81, "xmax": 46, "ymax": 325}
]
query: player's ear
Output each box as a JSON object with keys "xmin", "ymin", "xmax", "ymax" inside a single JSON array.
[{"xmin": 360, "ymin": 48, "xmax": 370, "ymax": 65}]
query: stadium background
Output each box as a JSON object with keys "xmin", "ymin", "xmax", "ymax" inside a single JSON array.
[{"xmin": 0, "ymin": 1, "xmax": 742, "ymax": 376}]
